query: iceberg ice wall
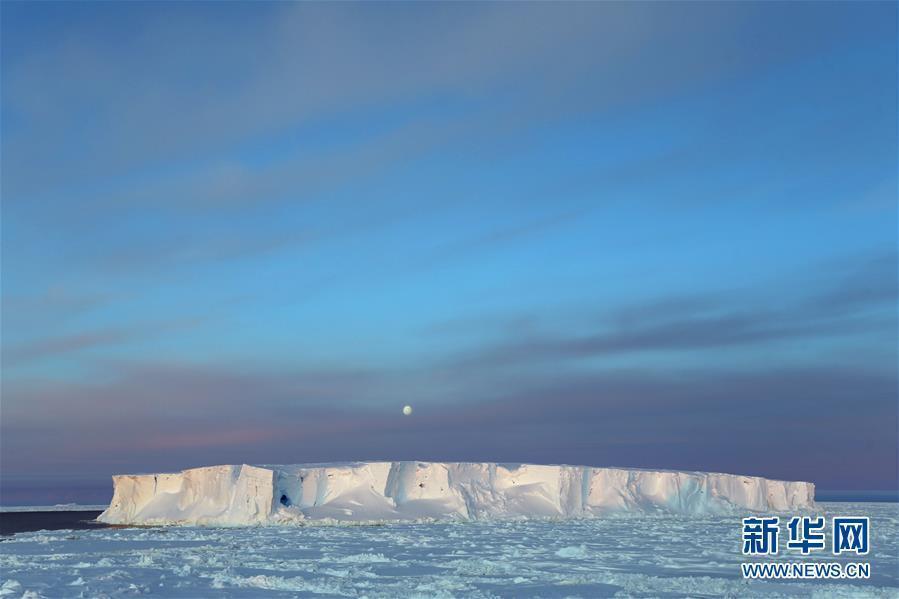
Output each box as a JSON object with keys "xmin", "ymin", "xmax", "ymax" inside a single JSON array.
[{"xmin": 98, "ymin": 462, "xmax": 816, "ymax": 526}]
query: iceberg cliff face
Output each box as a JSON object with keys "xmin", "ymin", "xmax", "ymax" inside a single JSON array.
[{"xmin": 98, "ymin": 462, "xmax": 816, "ymax": 526}]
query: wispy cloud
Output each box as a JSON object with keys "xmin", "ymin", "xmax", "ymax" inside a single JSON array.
[
  {"xmin": 1, "ymin": 288, "xmax": 110, "ymax": 327},
  {"xmin": 2, "ymin": 360, "xmax": 894, "ymax": 491},
  {"xmin": 2, "ymin": 317, "xmax": 205, "ymax": 367},
  {"xmin": 413, "ymin": 209, "xmax": 589, "ymax": 269},
  {"xmin": 445, "ymin": 251, "xmax": 898, "ymax": 370}
]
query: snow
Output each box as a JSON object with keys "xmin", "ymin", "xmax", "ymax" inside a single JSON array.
[
  {"xmin": 1, "ymin": 502, "xmax": 896, "ymax": 597},
  {"xmin": 98, "ymin": 462, "xmax": 817, "ymax": 526}
]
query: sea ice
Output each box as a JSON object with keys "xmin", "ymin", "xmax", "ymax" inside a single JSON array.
[{"xmin": 1, "ymin": 502, "xmax": 896, "ymax": 598}]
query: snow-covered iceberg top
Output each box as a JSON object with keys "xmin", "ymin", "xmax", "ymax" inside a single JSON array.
[{"xmin": 98, "ymin": 462, "xmax": 815, "ymax": 526}]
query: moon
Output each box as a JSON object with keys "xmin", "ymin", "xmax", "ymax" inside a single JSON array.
[{"xmin": 402, "ymin": 405, "xmax": 413, "ymax": 416}]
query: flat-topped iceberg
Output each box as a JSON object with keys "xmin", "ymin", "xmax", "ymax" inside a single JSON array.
[{"xmin": 98, "ymin": 462, "xmax": 815, "ymax": 526}]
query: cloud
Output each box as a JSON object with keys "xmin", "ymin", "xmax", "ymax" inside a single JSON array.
[
  {"xmin": 96, "ymin": 228, "xmax": 309, "ymax": 276},
  {"xmin": 1, "ymin": 360, "xmax": 894, "ymax": 495},
  {"xmin": 0, "ymin": 360, "xmax": 397, "ymax": 486},
  {"xmin": 2, "ymin": 328, "xmax": 138, "ymax": 366},
  {"xmin": 2, "ymin": 317, "xmax": 205, "ymax": 367},
  {"xmin": 4, "ymin": 2, "xmax": 839, "ymax": 203},
  {"xmin": 5, "ymin": 2, "xmax": 889, "ymax": 300},
  {"xmin": 412, "ymin": 208, "xmax": 589, "ymax": 270},
  {"xmin": 1, "ymin": 288, "xmax": 110, "ymax": 327},
  {"xmin": 444, "ymin": 251, "xmax": 898, "ymax": 371},
  {"xmin": 805, "ymin": 250, "xmax": 898, "ymax": 314}
]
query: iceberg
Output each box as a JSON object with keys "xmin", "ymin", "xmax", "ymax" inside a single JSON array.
[{"xmin": 98, "ymin": 462, "xmax": 815, "ymax": 526}]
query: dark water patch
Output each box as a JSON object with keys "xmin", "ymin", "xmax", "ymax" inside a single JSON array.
[
  {"xmin": 0, "ymin": 510, "xmax": 107, "ymax": 536},
  {"xmin": 818, "ymin": 490, "xmax": 899, "ymax": 502}
]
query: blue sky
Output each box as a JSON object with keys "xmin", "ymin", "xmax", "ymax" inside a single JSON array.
[{"xmin": 1, "ymin": 2, "xmax": 896, "ymax": 504}]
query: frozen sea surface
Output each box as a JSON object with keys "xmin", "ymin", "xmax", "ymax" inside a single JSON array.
[{"xmin": 1, "ymin": 502, "xmax": 896, "ymax": 598}]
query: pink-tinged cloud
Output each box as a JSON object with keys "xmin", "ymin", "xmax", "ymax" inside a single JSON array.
[{"xmin": 137, "ymin": 428, "xmax": 289, "ymax": 451}]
